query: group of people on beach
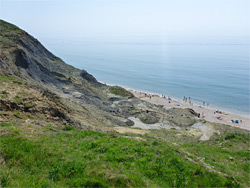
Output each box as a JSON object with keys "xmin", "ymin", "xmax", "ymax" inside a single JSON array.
[
  {"xmin": 139, "ymin": 92, "xmax": 212, "ymax": 112},
  {"xmin": 183, "ymin": 96, "xmax": 209, "ymax": 108},
  {"xmin": 140, "ymin": 92, "xmax": 172, "ymax": 101},
  {"xmin": 183, "ymin": 96, "xmax": 194, "ymax": 106},
  {"xmin": 203, "ymin": 101, "xmax": 209, "ymax": 107},
  {"xmin": 134, "ymin": 90, "xmax": 247, "ymax": 128}
]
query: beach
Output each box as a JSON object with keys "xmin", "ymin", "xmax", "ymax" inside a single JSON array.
[{"xmin": 129, "ymin": 90, "xmax": 250, "ymax": 131}]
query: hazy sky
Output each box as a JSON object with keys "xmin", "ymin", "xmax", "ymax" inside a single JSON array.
[{"xmin": 1, "ymin": 0, "xmax": 249, "ymax": 40}]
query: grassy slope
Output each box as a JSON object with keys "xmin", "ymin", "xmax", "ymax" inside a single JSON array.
[
  {"xmin": 0, "ymin": 122, "xmax": 240, "ymax": 188},
  {"xmin": 0, "ymin": 75, "xmax": 249, "ymax": 187},
  {"xmin": 151, "ymin": 129, "xmax": 250, "ymax": 187},
  {"xmin": 182, "ymin": 133, "xmax": 250, "ymax": 183}
]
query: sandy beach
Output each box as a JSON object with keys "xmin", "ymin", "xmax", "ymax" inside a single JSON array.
[{"xmin": 129, "ymin": 90, "xmax": 250, "ymax": 131}]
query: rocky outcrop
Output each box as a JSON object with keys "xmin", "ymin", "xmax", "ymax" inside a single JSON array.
[{"xmin": 80, "ymin": 70, "xmax": 98, "ymax": 83}]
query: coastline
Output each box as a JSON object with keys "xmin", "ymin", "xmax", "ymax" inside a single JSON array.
[
  {"xmin": 102, "ymin": 81, "xmax": 249, "ymax": 117},
  {"xmin": 127, "ymin": 89, "xmax": 250, "ymax": 131}
]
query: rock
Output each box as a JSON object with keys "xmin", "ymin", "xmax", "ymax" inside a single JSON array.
[
  {"xmin": 125, "ymin": 119, "xmax": 134, "ymax": 126},
  {"xmin": 14, "ymin": 50, "xmax": 29, "ymax": 69},
  {"xmin": 138, "ymin": 112, "xmax": 159, "ymax": 124},
  {"xmin": 80, "ymin": 70, "xmax": 98, "ymax": 83},
  {"xmin": 187, "ymin": 108, "xmax": 200, "ymax": 117},
  {"xmin": 168, "ymin": 114, "xmax": 196, "ymax": 127}
]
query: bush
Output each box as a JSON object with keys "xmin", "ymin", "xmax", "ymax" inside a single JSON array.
[
  {"xmin": 109, "ymin": 86, "xmax": 134, "ymax": 98},
  {"xmin": 64, "ymin": 126, "xmax": 75, "ymax": 131}
]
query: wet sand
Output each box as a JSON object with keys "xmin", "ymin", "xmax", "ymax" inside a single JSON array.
[{"xmin": 129, "ymin": 90, "xmax": 250, "ymax": 131}]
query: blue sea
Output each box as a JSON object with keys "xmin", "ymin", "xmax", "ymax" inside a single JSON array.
[{"xmin": 42, "ymin": 38, "xmax": 250, "ymax": 116}]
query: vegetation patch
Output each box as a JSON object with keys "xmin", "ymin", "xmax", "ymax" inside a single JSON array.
[
  {"xmin": 109, "ymin": 86, "xmax": 134, "ymax": 98},
  {"xmin": 0, "ymin": 122, "xmax": 12, "ymax": 127},
  {"xmin": 63, "ymin": 126, "xmax": 75, "ymax": 131},
  {"xmin": 0, "ymin": 75, "xmax": 16, "ymax": 82},
  {"xmin": 24, "ymin": 103, "xmax": 33, "ymax": 108}
]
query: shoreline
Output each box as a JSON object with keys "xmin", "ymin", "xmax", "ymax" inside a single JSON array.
[
  {"xmin": 127, "ymin": 89, "xmax": 250, "ymax": 131},
  {"xmin": 102, "ymin": 81, "xmax": 249, "ymax": 118}
]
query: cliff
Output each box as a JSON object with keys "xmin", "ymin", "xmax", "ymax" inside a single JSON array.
[{"xmin": 0, "ymin": 19, "xmax": 202, "ymax": 130}]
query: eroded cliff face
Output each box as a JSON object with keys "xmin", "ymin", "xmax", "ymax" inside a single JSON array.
[
  {"xmin": 0, "ymin": 19, "xmax": 203, "ymax": 131},
  {"xmin": 0, "ymin": 20, "xmax": 98, "ymax": 84}
]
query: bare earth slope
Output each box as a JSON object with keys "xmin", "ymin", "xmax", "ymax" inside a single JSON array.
[{"xmin": 0, "ymin": 19, "xmax": 136, "ymax": 129}]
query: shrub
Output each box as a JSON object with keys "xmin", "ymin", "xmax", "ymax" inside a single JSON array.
[
  {"xmin": 109, "ymin": 86, "xmax": 134, "ymax": 98},
  {"xmin": 64, "ymin": 126, "xmax": 75, "ymax": 131},
  {"xmin": 0, "ymin": 174, "xmax": 9, "ymax": 187}
]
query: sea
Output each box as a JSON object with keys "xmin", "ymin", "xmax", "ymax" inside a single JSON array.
[{"xmin": 41, "ymin": 37, "xmax": 250, "ymax": 117}]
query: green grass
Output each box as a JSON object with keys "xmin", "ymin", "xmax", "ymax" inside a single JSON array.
[
  {"xmin": 179, "ymin": 132, "xmax": 250, "ymax": 186},
  {"xmin": 0, "ymin": 75, "xmax": 24, "ymax": 85},
  {"xmin": 0, "ymin": 123, "xmax": 240, "ymax": 187},
  {"xmin": 24, "ymin": 103, "xmax": 33, "ymax": 108},
  {"xmin": 109, "ymin": 86, "xmax": 134, "ymax": 98},
  {"xmin": 0, "ymin": 122, "xmax": 12, "ymax": 127},
  {"xmin": 0, "ymin": 75, "xmax": 16, "ymax": 82}
]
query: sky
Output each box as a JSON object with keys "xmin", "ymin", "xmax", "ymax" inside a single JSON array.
[{"xmin": 0, "ymin": 0, "xmax": 249, "ymax": 41}]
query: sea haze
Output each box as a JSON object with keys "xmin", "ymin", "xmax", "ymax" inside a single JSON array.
[{"xmin": 42, "ymin": 38, "xmax": 250, "ymax": 116}]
